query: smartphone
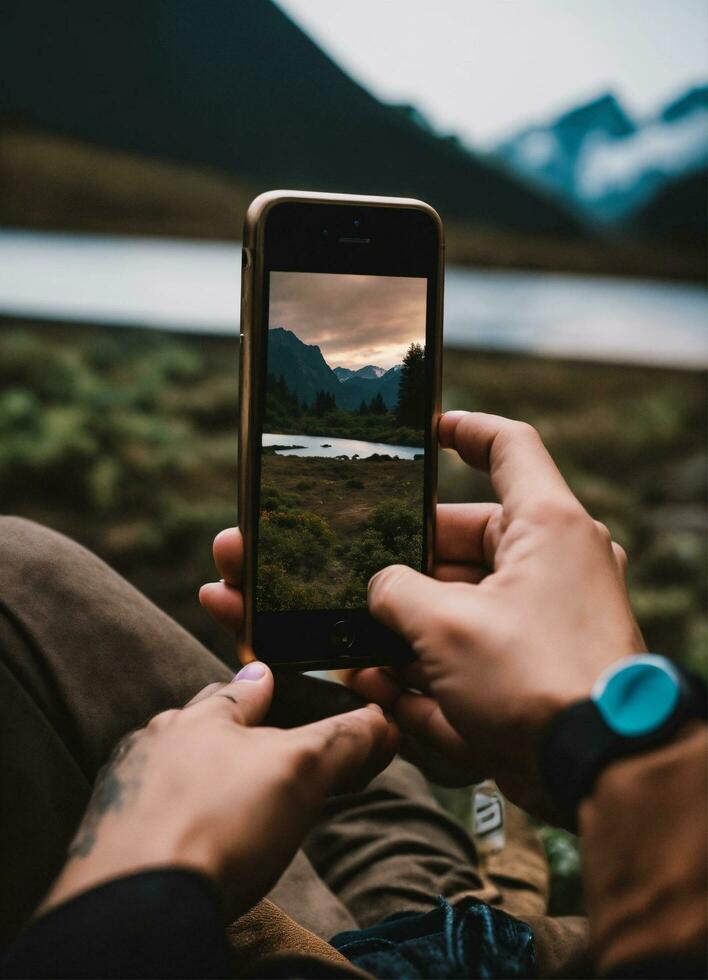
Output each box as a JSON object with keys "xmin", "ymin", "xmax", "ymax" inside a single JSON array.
[{"xmin": 238, "ymin": 191, "xmax": 443, "ymax": 670}]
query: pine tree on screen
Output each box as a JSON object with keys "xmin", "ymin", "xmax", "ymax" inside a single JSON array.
[
  {"xmin": 395, "ymin": 343, "xmax": 425, "ymax": 428},
  {"xmin": 369, "ymin": 392, "xmax": 387, "ymax": 415}
]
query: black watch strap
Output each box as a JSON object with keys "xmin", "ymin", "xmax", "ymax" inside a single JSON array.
[{"xmin": 541, "ymin": 670, "xmax": 707, "ymax": 826}]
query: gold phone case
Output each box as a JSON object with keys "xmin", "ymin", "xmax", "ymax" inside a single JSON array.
[{"xmin": 238, "ymin": 190, "xmax": 444, "ymax": 666}]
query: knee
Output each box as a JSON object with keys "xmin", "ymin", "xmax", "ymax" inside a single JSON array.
[
  {"xmin": 0, "ymin": 516, "xmax": 94, "ymax": 596},
  {"xmin": 369, "ymin": 755, "xmax": 433, "ymax": 799},
  {"xmin": 0, "ymin": 516, "xmax": 68, "ymax": 562}
]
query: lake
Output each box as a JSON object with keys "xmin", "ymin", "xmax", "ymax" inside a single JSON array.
[
  {"xmin": 263, "ymin": 433, "xmax": 423, "ymax": 459},
  {"xmin": 1, "ymin": 230, "xmax": 706, "ymax": 368}
]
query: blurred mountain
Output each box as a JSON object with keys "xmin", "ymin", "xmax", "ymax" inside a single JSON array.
[
  {"xmin": 496, "ymin": 86, "xmax": 708, "ymax": 224},
  {"xmin": 0, "ymin": 0, "xmax": 580, "ymax": 237},
  {"xmin": 662, "ymin": 86, "xmax": 708, "ymax": 123},
  {"xmin": 497, "ymin": 94, "xmax": 635, "ymax": 201},
  {"xmin": 634, "ymin": 167, "xmax": 708, "ymax": 245}
]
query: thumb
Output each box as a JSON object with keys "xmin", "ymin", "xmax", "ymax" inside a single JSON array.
[
  {"xmin": 368, "ymin": 564, "xmax": 449, "ymax": 646},
  {"xmin": 196, "ymin": 661, "xmax": 274, "ymax": 727}
]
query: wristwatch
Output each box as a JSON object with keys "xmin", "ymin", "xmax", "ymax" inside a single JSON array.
[{"xmin": 542, "ymin": 654, "xmax": 707, "ymax": 821}]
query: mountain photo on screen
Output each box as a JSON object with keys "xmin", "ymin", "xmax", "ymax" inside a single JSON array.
[{"xmin": 258, "ymin": 271, "xmax": 427, "ymax": 612}]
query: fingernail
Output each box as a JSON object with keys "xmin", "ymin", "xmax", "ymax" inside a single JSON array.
[
  {"xmin": 234, "ymin": 661, "xmax": 266, "ymax": 681},
  {"xmin": 366, "ymin": 702, "xmax": 384, "ymax": 715},
  {"xmin": 368, "ymin": 570, "xmax": 383, "ymax": 590}
]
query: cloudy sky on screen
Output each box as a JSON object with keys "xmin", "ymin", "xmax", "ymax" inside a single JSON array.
[{"xmin": 269, "ymin": 272, "xmax": 427, "ymax": 370}]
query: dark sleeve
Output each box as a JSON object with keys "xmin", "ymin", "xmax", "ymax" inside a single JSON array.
[
  {"xmin": 0, "ymin": 868, "xmax": 232, "ymax": 979},
  {"xmin": 579, "ymin": 724, "xmax": 707, "ymax": 979}
]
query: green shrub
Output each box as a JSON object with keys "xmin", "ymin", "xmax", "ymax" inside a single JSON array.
[
  {"xmin": 343, "ymin": 500, "xmax": 423, "ymax": 584},
  {"xmin": 347, "ymin": 529, "xmax": 399, "ymax": 583},
  {"xmin": 368, "ymin": 500, "xmax": 421, "ymax": 550},
  {"xmin": 259, "ymin": 510, "xmax": 334, "ymax": 579},
  {"xmin": 336, "ymin": 577, "xmax": 368, "ymax": 607},
  {"xmin": 261, "ymin": 483, "xmax": 300, "ymax": 511},
  {"xmin": 256, "ymin": 563, "xmax": 327, "ymax": 611}
]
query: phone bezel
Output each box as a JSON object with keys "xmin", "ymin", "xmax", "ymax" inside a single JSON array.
[{"xmin": 239, "ymin": 191, "xmax": 443, "ymax": 670}]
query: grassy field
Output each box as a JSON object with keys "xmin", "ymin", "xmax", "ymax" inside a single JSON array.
[{"xmin": 259, "ymin": 455, "xmax": 423, "ymax": 610}]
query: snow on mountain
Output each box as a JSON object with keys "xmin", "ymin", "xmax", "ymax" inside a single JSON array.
[
  {"xmin": 334, "ymin": 364, "xmax": 386, "ymax": 380},
  {"xmin": 496, "ymin": 85, "xmax": 708, "ymax": 224},
  {"xmin": 576, "ymin": 104, "xmax": 708, "ymax": 206}
]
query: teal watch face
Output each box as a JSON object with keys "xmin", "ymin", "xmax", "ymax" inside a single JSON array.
[{"xmin": 593, "ymin": 655, "xmax": 680, "ymax": 737}]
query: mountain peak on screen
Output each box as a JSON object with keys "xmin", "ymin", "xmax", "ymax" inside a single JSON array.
[
  {"xmin": 269, "ymin": 327, "xmax": 405, "ymax": 410},
  {"xmin": 334, "ymin": 365, "xmax": 386, "ymax": 381}
]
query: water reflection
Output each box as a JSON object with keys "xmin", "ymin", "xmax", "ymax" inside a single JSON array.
[{"xmin": 262, "ymin": 433, "xmax": 423, "ymax": 459}]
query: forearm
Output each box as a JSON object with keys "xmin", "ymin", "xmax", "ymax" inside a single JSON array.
[{"xmin": 579, "ymin": 724, "xmax": 707, "ymax": 978}]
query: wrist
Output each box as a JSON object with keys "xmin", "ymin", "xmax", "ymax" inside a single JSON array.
[
  {"xmin": 540, "ymin": 655, "xmax": 707, "ymax": 825},
  {"xmin": 525, "ymin": 644, "xmax": 638, "ymax": 747},
  {"xmin": 41, "ymin": 817, "xmax": 222, "ymax": 916}
]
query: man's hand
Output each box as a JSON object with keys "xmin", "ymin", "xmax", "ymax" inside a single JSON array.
[
  {"xmin": 199, "ymin": 513, "xmax": 492, "ymax": 787},
  {"xmin": 44, "ymin": 665, "xmax": 397, "ymax": 922},
  {"xmin": 349, "ymin": 411, "xmax": 644, "ymax": 818}
]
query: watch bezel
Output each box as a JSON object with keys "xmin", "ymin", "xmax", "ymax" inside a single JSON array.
[{"xmin": 591, "ymin": 654, "xmax": 681, "ymax": 737}]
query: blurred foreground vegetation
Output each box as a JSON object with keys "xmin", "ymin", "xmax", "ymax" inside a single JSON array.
[{"xmin": 1, "ymin": 317, "xmax": 705, "ymax": 910}]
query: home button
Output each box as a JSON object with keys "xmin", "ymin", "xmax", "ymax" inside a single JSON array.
[{"xmin": 330, "ymin": 620, "xmax": 354, "ymax": 651}]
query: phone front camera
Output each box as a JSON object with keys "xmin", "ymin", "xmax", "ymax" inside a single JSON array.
[
  {"xmin": 352, "ymin": 218, "xmax": 361, "ymax": 229},
  {"xmin": 322, "ymin": 228, "xmax": 329, "ymax": 238}
]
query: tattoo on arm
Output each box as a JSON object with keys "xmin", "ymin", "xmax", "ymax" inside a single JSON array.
[{"xmin": 68, "ymin": 733, "xmax": 147, "ymax": 859}]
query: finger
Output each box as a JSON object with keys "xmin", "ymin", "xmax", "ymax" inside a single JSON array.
[
  {"xmin": 368, "ymin": 564, "xmax": 471, "ymax": 645},
  {"xmin": 433, "ymin": 561, "xmax": 487, "ymax": 584},
  {"xmin": 212, "ymin": 527, "xmax": 244, "ymax": 585},
  {"xmin": 294, "ymin": 704, "xmax": 397, "ymax": 795},
  {"xmin": 612, "ymin": 541, "xmax": 628, "ymax": 578},
  {"xmin": 393, "ymin": 691, "xmax": 487, "ymax": 786},
  {"xmin": 436, "ymin": 503, "xmax": 501, "ymax": 565},
  {"xmin": 199, "ymin": 581, "xmax": 244, "ymax": 630},
  {"xmin": 346, "ymin": 662, "xmax": 432, "ymax": 702},
  {"xmin": 192, "ymin": 661, "xmax": 274, "ymax": 727},
  {"xmin": 184, "ymin": 682, "xmax": 226, "ymax": 707},
  {"xmin": 392, "ymin": 659, "xmax": 430, "ymax": 693},
  {"xmin": 342, "ymin": 667, "xmax": 403, "ymax": 711},
  {"xmin": 341, "ymin": 680, "xmax": 485, "ymax": 786},
  {"xmin": 592, "ymin": 520, "xmax": 628, "ymax": 579},
  {"xmin": 439, "ymin": 412, "xmax": 577, "ymax": 516},
  {"xmin": 145, "ymin": 708, "xmax": 181, "ymax": 734}
]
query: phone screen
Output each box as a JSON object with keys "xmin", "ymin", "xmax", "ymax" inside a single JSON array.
[{"xmin": 256, "ymin": 271, "xmax": 427, "ymax": 614}]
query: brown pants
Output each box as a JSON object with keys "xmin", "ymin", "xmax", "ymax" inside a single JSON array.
[{"xmin": 0, "ymin": 517, "xmax": 591, "ymax": 976}]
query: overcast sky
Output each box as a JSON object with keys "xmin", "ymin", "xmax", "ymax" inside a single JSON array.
[
  {"xmin": 277, "ymin": 0, "xmax": 708, "ymax": 146},
  {"xmin": 269, "ymin": 272, "xmax": 426, "ymax": 369}
]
